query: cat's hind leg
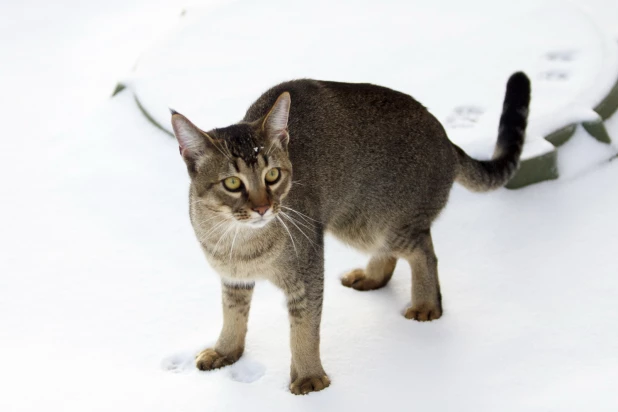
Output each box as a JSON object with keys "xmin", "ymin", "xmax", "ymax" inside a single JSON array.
[
  {"xmin": 401, "ymin": 230, "xmax": 442, "ymax": 321},
  {"xmin": 341, "ymin": 254, "xmax": 397, "ymax": 291}
]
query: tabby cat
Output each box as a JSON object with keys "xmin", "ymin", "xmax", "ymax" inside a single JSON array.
[{"xmin": 170, "ymin": 72, "xmax": 530, "ymax": 394}]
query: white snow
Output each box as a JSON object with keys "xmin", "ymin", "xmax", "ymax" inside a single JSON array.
[{"xmin": 1, "ymin": 1, "xmax": 618, "ymax": 411}]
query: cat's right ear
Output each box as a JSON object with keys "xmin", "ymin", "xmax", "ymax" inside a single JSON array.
[
  {"xmin": 170, "ymin": 110, "xmax": 214, "ymax": 169},
  {"xmin": 262, "ymin": 92, "xmax": 291, "ymax": 149}
]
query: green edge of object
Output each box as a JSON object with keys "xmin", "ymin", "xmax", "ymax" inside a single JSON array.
[
  {"xmin": 111, "ymin": 83, "xmax": 126, "ymax": 97},
  {"xmin": 544, "ymin": 124, "xmax": 577, "ymax": 147},
  {"xmin": 594, "ymin": 74, "xmax": 618, "ymax": 120},
  {"xmin": 582, "ymin": 120, "xmax": 612, "ymax": 144},
  {"xmin": 504, "ymin": 124, "xmax": 573, "ymax": 189},
  {"xmin": 505, "ymin": 150, "xmax": 559, "ymax": 189},
  {"xmin": 134, "ymin": 95, "xmax": 174, "ymax": 137}
]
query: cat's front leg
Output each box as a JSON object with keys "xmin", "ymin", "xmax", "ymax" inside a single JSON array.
[
  {"xmin": 274, "ymin": 269, "xmax": 330, "ymax": 395},
  {"xmin": 196, "ymin": 281, "xmax": 254, "ymax": 370}
]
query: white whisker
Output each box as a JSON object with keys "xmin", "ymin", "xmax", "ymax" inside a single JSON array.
[
  {"xmin": 195, "ymin": 214, "xmax": 223, "ymax": 226},
  {"xmin": 213, "ymin": 141, "xmax": 231, "ymax": 160},
  {"xmin": 266, "ymin": 141, "xmax": 276, "ymax": 155},
  {"xmin": 280, "ymin": 213, "xmax": 319, "ymax": 250},
  {"xmin": 281, "ymin": 206, "xmax": 322, "ymax": 224},
  {"xmin": 202, "ymin": 219, "xmax": 229, "ymax": 238},
  {"xmin": 229, "ymin": 226, "xmax": 240, "ymax": 262},
  {"xmin": 280, "ymin": 211, "xmax": 315, "ymax": 232},
  {"xmin": 212, "ymin": 225, "xmax": 235, "ymax": 256},
  {"xmin": 276, "ymin": 215, "xmax": 298, "ymax": 257}
]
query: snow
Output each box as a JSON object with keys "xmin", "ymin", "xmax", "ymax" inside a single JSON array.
[
  {"xmin": 1, "ymin": 1, "xmax": 618, "ymax": 411},
  {"xmin": 558, "ymin": 124, "xmax": 618, "ymax": 179}
]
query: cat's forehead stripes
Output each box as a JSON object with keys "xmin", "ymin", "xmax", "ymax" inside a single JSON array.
[
  {"xmin": 213, "ymin": 124, "xmax": 261, "ymax": 165},
  {"xmin": 232, "ymin": 154, "xmax": 268, "ymax": 175}
]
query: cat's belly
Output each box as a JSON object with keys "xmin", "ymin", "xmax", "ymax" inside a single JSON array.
[{"xmin": 327, "ymin": 224, "xmax": 387, "ymax": 253}]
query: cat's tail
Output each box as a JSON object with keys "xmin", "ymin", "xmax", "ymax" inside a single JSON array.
[{"xmin": 454, "ymin": 72, "xmax": 531, "ymax": 192}]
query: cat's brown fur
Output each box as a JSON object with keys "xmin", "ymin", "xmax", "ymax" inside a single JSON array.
[{"xmin": 170, "ymin": 73, "xmax": 531, "ymax": 394}]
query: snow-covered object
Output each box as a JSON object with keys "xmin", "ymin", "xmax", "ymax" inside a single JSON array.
[{"xmin": 126, "ymin": 0, "xmax": 618, "ymax": 187}]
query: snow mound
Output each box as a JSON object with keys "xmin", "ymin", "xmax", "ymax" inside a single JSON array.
[{"xmin": 124, "ymin": 0, "xmax": 618, "ymax": 188}]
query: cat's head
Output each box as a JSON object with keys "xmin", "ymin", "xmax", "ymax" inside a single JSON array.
[{"xmin": 171, "ymin": 93, "xmax": 292, "ymax": 229}]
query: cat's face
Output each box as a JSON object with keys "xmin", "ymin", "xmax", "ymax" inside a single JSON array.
[
  {"xmin": 171, "ymin": 93, "xmax": 292, "ymax": 230},
  {"xmin": 187, "ymin": 124, "xmax": 292, "ymax": 229}
]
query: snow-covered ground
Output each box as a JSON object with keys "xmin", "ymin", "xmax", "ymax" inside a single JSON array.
[{"xmin": 1, "ymin": 1, "xmax": 617, "ymax": 411}]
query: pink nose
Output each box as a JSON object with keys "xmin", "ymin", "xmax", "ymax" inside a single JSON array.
[{"xmin": 253, "ymin": 205, "xmax": 270, "ymax": 216}]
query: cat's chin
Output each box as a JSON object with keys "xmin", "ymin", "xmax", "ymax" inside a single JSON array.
[{"xmin": 245, "ymin": 218, "xmax": 273, "ymax": 229}]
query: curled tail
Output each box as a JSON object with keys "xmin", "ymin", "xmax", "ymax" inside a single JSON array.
[{"xmin": 455, "ymin": 72, "xmax": 531, "ymax": 192}]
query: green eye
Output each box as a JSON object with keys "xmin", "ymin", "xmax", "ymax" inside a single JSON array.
[
  {"xmin": 265, "ymin": 168, "xmax": 281, "ymax": 184},
  {"xmin": 223, "ymin": 176, "xmax": 242, "ymax": 191}
]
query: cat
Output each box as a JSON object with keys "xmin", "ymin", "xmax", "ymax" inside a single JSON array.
[{"xmin": 170, "ymin": 72, "xmax": 530, "ymax": 395}]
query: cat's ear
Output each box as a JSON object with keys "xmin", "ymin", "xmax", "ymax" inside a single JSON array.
[
  {"xmin": 262, "ymin": 92, "xmax": 290, "ymax": 148},
  {"xmin": 170, "ymin": 110, "xmax": 214, "ymax": 164}
]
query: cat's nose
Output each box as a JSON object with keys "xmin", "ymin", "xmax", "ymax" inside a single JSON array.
[{"xmin": 252, "ymin": 205, "xmax": 270, "ymax": 216}]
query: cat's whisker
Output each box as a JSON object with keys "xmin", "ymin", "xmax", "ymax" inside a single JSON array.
[
  {"xmin": 201, "ymin": 215, "xmax": 227, "ymax": 229},
  {"xmin": 202, "ymin": 219, "xmax": 230, "ymax": 239},
  {"xmin": 281, "ymin": 206, "xmax": 322, "ymax": 224},
  {"xmin": 213, "ymin": 141, "xmax": 232, "ymax": 160},
  {"xmin": 285, "ymin": 213, "xmax": 317, "ymax": 230},
  {"xmin": 223, "ymin": 146, "xmax": 233, "ymax": 159},
  {"xmin": 221, "ymin": 140, "xmax": 234, "ymax": 159},
  {"xmin": 200, "ymin": 211, "xmax": 236, "ymax": 227},
  {"xmin": 276, "ymin": 215, "xmax": 298, "ymax": 258},
  {"xmin": 279, "ymin": 211, "xmax": 313, "ymax": 228},
  {"xmin": 228, "ymin": 226, "xmax": 240, "ymax": 262},
  {"xmin": 212, "ymin": 225, "xmax": 235, "ymax": 256},
  {"xmin": 266, "ymin": 141, "xmax": 276, "ymax": 156},
  {"xmin": 279, "ymin": 211, "xmax": 316, "ymax": 232},
  {"xmin": 280, "ymin": 213, "xmax": 319, "ymax": 250},
  {"xmin": 195, "ymin": 214, "xmax": 223, "ymax": 225}
]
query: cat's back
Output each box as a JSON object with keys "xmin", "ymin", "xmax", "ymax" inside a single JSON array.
[
  {"xmin": 245, "ymin": 78, "xmax": 449, "ymax": 154},
  {"xmin": 317, "ymin": 80, "xmax": 428, "ymax": 117},
  {"xmin": 244, "ymin": 78, "xmax": 455, "ymax": 188},
  {"xmin": 245, "ymin": 78, "xmax": 427, "ymax": 123}
]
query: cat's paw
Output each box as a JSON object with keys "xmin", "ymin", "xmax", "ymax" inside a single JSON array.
[
  {"xmin": 341, "ymin": 269, "xmax": 388, "ymax": 291},
  {"xmin": 404, "ymin": 303, "xmax": 442, "ymax": 321},
  {"xmin": 289, "ymin": 375, "xmax": 331, "ymax": 395},
  {"xmin": 195, "ymin": 348, "xmax": 239, "ymax": 371}
]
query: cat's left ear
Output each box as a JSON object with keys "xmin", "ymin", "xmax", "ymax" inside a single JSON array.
[
  {"xmin": 170, "ymin": 110, "xmax": 219, "ymax": 175},
  {"xmin": 262, "ymin": 92, "xmax": 290, "ymax": 148}
]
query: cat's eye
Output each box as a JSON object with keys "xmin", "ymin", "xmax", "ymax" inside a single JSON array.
[
  {"xmin": 223, "ymin": 176, "xmax": 242, "ymax": 191},
  {"xmin": 265, "ymin": 168, "xmax": 281, "ymax": 184}
]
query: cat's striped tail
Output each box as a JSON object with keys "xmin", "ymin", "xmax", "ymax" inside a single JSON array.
[{"xmin": 454, "ymin": 72, "xmax": 531, "ymax": 192}]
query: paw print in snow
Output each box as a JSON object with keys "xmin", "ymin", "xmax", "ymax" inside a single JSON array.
[
  {"xmin": 538, "ymin": 50, "xmax": 577, "ymax": 81},
  {"xmin": 538, "ymin": 70, "xmax": 569, "ymax": 81},
  {"xmin": 545, "ymin": 50, "xmax": 576, "ymax": 61},
  {"xmin": 445, "ymin": 105, "xmax": 484, "ymax": 129}
]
